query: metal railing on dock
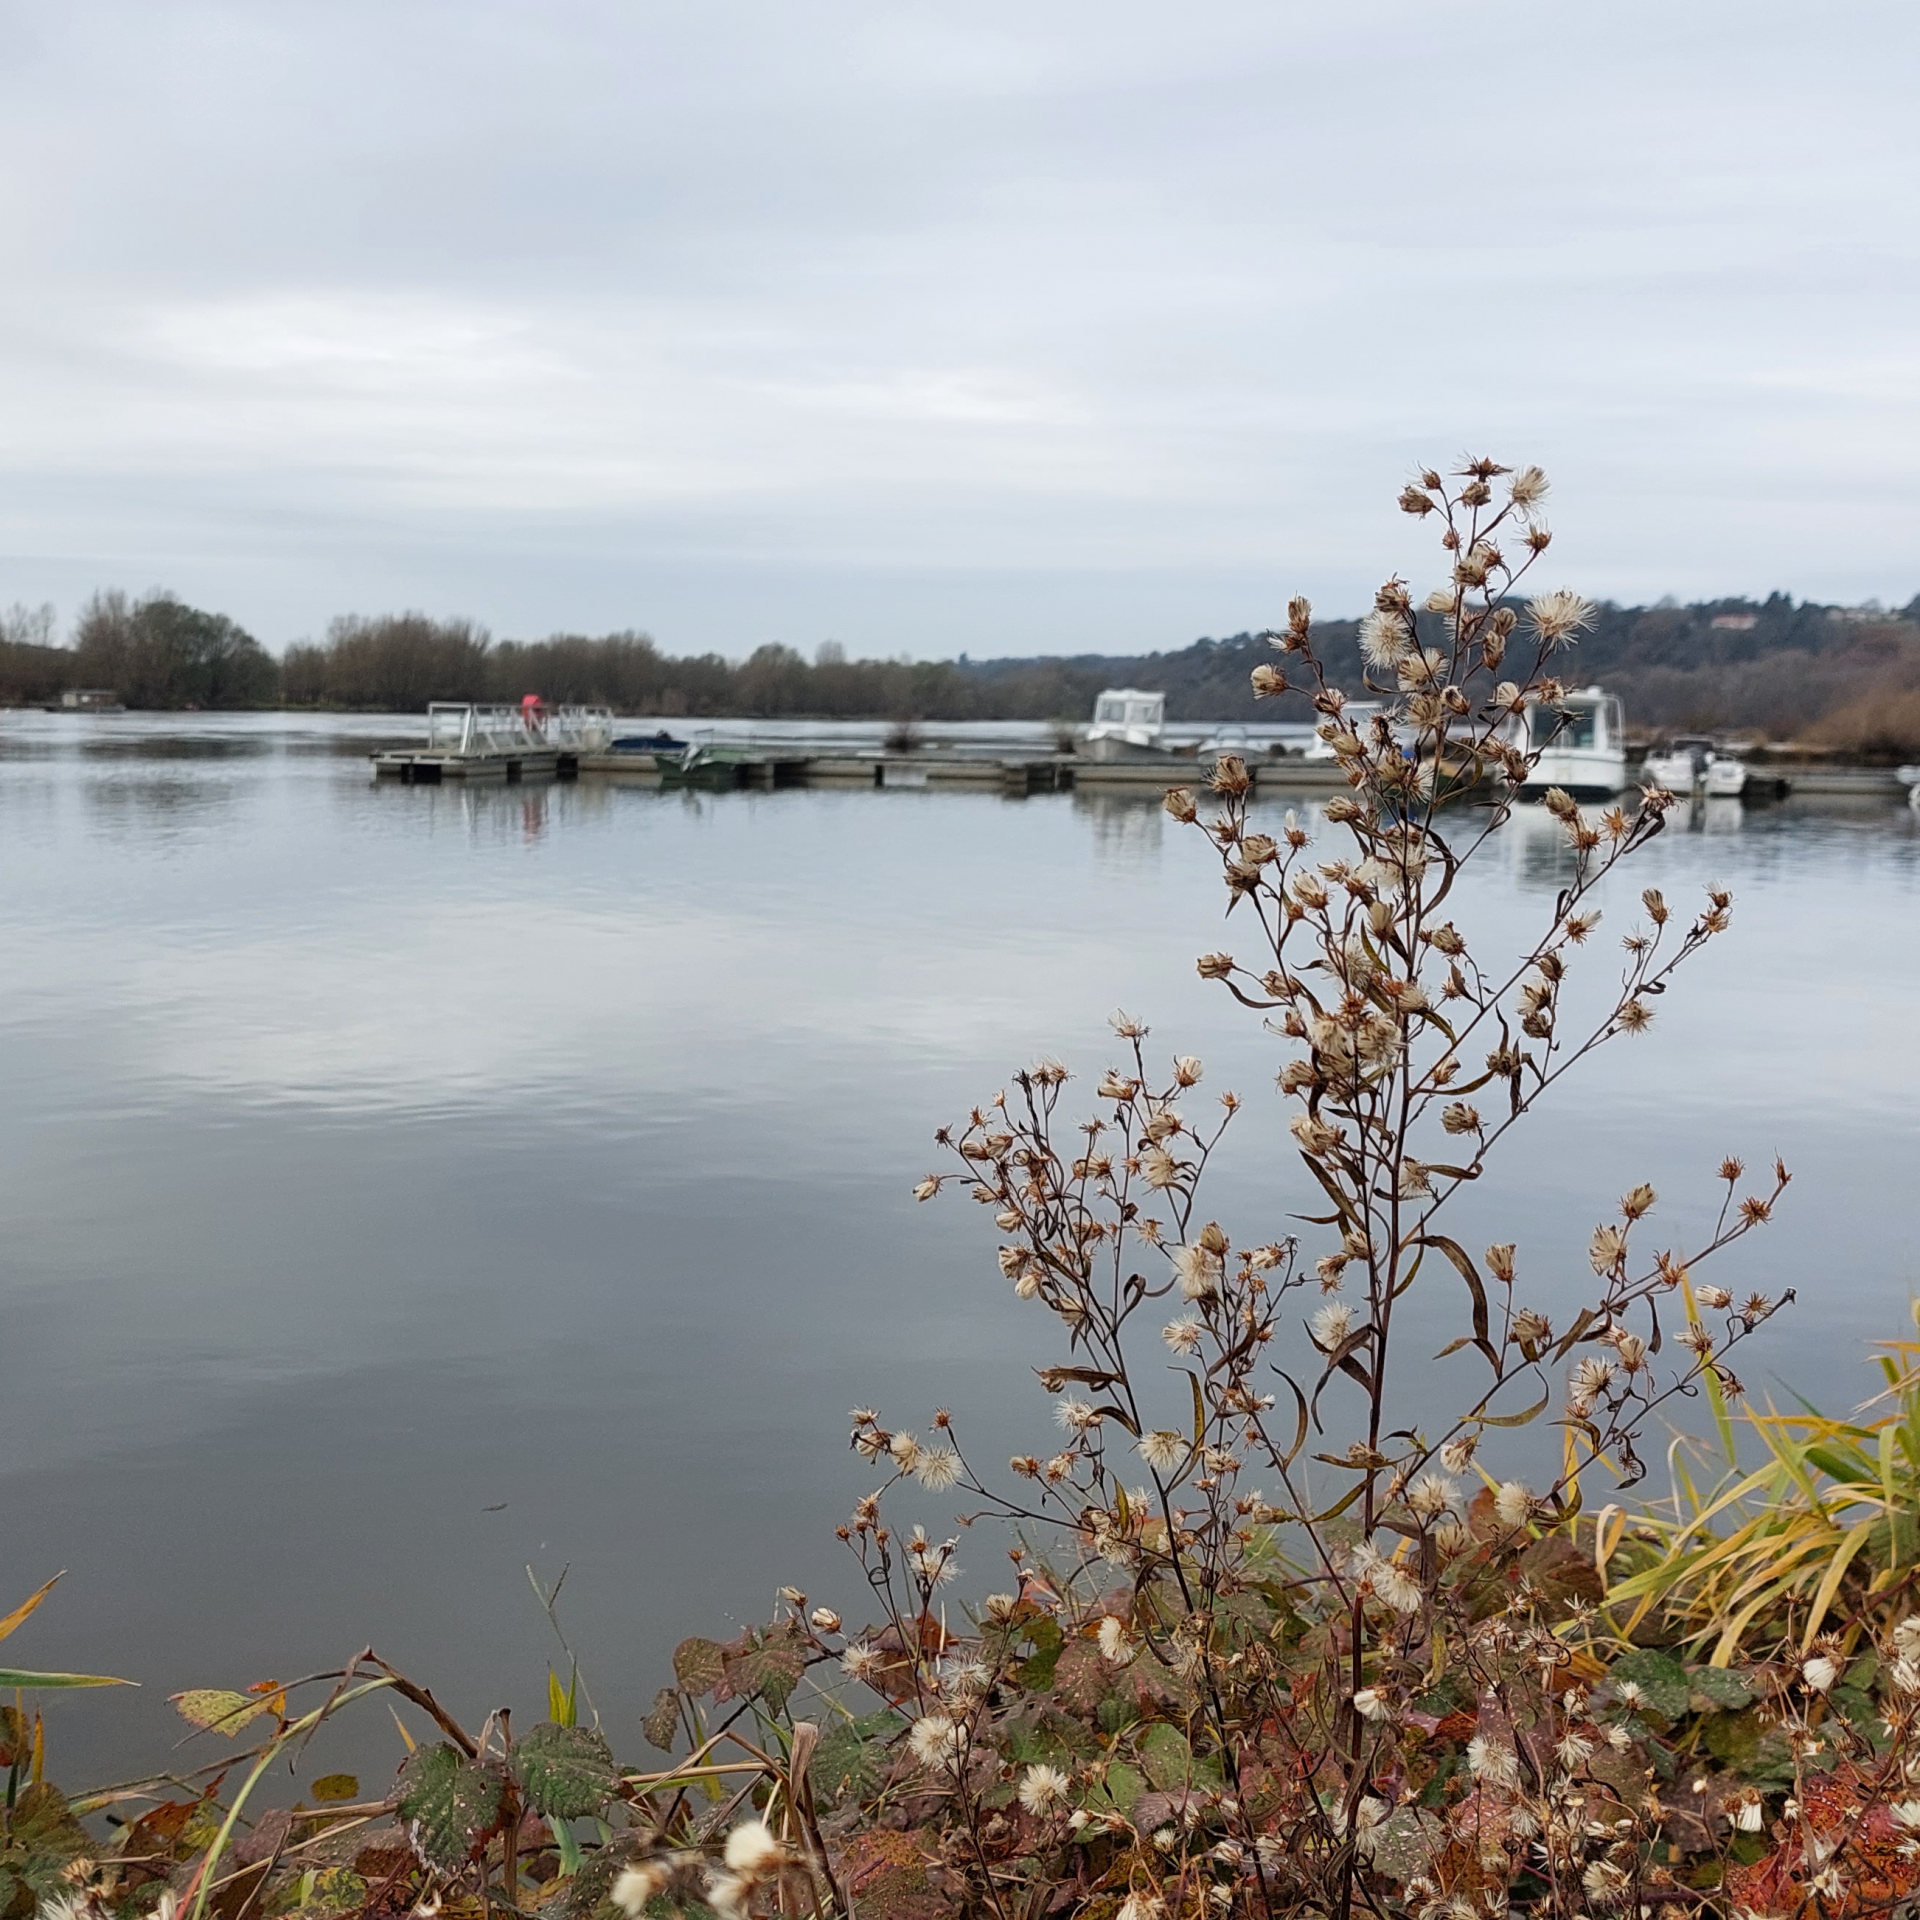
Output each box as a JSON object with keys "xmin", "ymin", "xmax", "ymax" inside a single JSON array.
[{"xmin": 371, "ymin": 703, "xmax": 615, "ymax": 782}]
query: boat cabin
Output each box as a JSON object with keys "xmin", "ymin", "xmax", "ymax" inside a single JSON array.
[{"xmin": 1086, "ymin": 688, "xmax": 1166, "ymax": 748}]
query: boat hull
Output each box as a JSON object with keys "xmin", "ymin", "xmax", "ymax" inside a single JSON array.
[
  {"xmin": 1643, "ymin": 753, "xmax": 1748, "ymax": 797},
  {"xmin": 1517, "ymin": 746, "xmax": 1629, "ymax": 799}
]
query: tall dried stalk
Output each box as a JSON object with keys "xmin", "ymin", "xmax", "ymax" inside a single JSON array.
[{"xmin": 802, "ymin": 463, "xmax": 1802, "ymax": 1920}]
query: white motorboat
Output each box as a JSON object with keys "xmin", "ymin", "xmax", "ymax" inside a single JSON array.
[
  {"xmin": 1642, "ymin": 734, "xmax": 1749, "ymax": 798},
  {"xmin": 1506, "ymin": 685, "xmax": 1629, "ymax": 799},
  {"xmin": 1084, "ymin": 687, "xmax": 1169, "ymax": 760},
  {"xmin": 1898, "ymin": 766, "xmax": 1920, "ymax": 810}
]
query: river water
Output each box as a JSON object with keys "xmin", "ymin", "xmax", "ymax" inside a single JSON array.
[{"xmin": 2, "ymin": 712, "xmax": 1915, "ymax": 1787}]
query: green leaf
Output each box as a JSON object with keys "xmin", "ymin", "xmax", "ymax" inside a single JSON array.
[
  {"xmin": 808, "ymin": 1711, "xmax": 901, "ymax": 1809},
  {"xmin": 1137, "ymin": 1724, "xmax": 1194, "ymax": 1792},
  {"xmin": 672, "ymin": 1638, "xmax": 727, "ymax": 1695},
  {"xmin": 0, "ymin": 1667, "xmax": 131, "ymax": 1690},
  {"xmin": 395, "ymin": 1742, "xmax": 508, "ymax": 1871},
  {"xmin": 1687, "ymin": 1666, "xmax": 1754, "ymax": 1712},
  {"xmin": 1016, "ymin": 1619, "xmax": 1064, "ymax": 1692},
  {"xmin": 1086, "ymin": 1760, "xmax": 1143, "ymax": 1815},
  {"xmin": 2, "ymin": 1783, "xmax": 89, "ymax": 1901},
  {"xmin": 514, "ymin": 1722, "xmax": 621, "ymax": 1820},
  {"xmin": 642, "ymin": 1688, "xmax": 681, "ymax": 1753},
  {"xmin": 1608, "ymin": 1648, "xmax": 1690, "ymax": 1721},
  {"xmin": 310, "ymin": 1774, "xmax": 360, "ymax": 1804},
  {"xmin": 548, "ymin": 1666, "xmax": 579, "ymax": 1729},
  {"xmin": 562, "ymin": 1850, "xmax": 619, "ymax": 1920}
]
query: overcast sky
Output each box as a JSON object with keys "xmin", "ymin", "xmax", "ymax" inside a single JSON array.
[{"xmin": 0, "ymin": 1, "xmax": 1914, "ymax": 658}]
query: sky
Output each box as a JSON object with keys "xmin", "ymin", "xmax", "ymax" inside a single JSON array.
[{"xmin": 0, "ymin": 0, "xmax": 1915, "ymax": 659}]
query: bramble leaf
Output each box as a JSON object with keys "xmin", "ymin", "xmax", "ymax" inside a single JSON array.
[
  {"xmin": 514, "ymin": 1721, "xmax": 620, "ymax": 1820},
  {"xmin": 809, "ymin": 1711, "xmax": 902, "ymax": 1809},
  {"xmin": 730, "ymin": 1644, "xmax": 805, "ymax": 1718},
  {"xmin": 642, "ymin": 1687, "xmax": 681, "ymax": 1753},
  {"xmin": 395, "ymin": 1742, "xmax": 508, "ymax": 1871},
  {"xmin": 672, "ymin": 1638, "xmax": 727, "ymax": 1695}
]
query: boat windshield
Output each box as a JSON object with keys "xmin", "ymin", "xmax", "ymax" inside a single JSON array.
[{"xmin": 1549, "ymin": 704, "xmax": 1600, "ymax": 749}]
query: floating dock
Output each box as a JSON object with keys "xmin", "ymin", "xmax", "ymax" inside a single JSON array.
[
  {"xmin": 372, "ymin": 701, "xmax": 614, "ymax": 783},
  {"xmin": 564, "ymin": 749, "xmax": 1350, "ymax": 792},
  {"xmin": 373, "ymin": 718, "xmax": 1916, "ymax": 801}
]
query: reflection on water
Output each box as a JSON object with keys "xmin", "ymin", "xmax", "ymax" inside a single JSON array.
[
  {"xmin": 1074, "ymin": 787, "xmax": 1166, "ymax": 864},
  {"xmin": 0, "ymin": 712, "xmax": 1917, "ymax": 1785}
]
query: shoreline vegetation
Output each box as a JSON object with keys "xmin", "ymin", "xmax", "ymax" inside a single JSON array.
[
  {"xmin": 12, "ymin": 465, "xmax": 1920, "ymax": 1920},
  {"xmin": 4, "ymin": 588, "xmax": 1920, "ymax": 757}
]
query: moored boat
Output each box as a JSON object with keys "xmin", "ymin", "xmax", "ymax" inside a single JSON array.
[
  {"xmin": 1642, "ymin": 734, "xmax": 1749, "ymax": 797},
  {"xmin": 1506, "ymin": 685, "xmax": 1629, "ymax": 799},
  {"xmin": 1083, "ymin": 688, "xmax": 1169, "ymax": 760}
]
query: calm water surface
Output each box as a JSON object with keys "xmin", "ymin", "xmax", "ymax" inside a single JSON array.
[{"xmin": 2, "ymin": 712, "xmax": 1916, "ymax": 1783}]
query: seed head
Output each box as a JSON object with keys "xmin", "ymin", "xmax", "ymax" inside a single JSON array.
[
  {"xmin": 1495, "ymin": 1481, "xmax": 1532, "ymax": 1529},
  {"xmin": 1018, "ymin": 1763, "xmax": 1071, "ymax": 1815},
  {"xmin": 1527, "ymin": 590, "xmax": 1598, "ymax": 643},
  {"xmin": 908, "ymin": 1713, "xmax": 963, "ymax": 1771},
  {"xmin": 916, "ymin": 1448, "xmax": 961, "ymax": 1491},
  {"xmin": 1509, "ymin": 465, "xmax": 1549, "ymax": 512},
  {"xmin": 1468, "ymin": 1735, "xmax": 1521, "ymax": 1788},
  {"xmin": 723, "ymin": 1820, "xmax": 787, "ymax": 1878},
  {"xmin": 1173, "ymin": 1243, "xmax": 1222, "ymax": 1299},
  {"xmin": 1311, "ymin": 1301, "xmax": 1354, "ymax": 1351},
  {"xmin": 612, "ymin": 1864, "xmax": 672, "ymax": 1919}
]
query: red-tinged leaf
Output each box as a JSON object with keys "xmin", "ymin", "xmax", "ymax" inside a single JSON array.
[{"xmin": 671, "ymin": 1637, "xmax": 726, "ymax": 1695}]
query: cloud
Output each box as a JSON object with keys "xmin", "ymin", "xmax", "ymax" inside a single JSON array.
[{"xmin": 0, "ymin": 0, "xmax": 1912, "ymax": 651}]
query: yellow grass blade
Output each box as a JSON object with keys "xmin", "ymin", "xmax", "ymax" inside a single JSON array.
[{"xmin": 0, "ymin": 1574, "xmax": 63, "ymax": 1647}]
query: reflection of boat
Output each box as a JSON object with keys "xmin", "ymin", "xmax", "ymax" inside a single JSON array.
[
  {"xmin": 1899, "ymin": 766, "xmax": 1920, "ymax": 811},
  {"xmin": 1084, "ymin": 688, "xmax": 1169, "ymax": 760},
  {"xmin": 1505, "ymin": 686, "xmax": 1629, "ymax": 798},
  {"xmin": 1643, "ymin": 735, "xmax": 1748, "ymax": 797}
]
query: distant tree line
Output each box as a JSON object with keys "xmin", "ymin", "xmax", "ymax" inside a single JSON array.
[
  {"xmin": 4, "ymin": 588, "xmax": 1919, "ymax": 752},
  {"xmin": 0, "ymin": 591, "xmax": 278, "ymax": 709}
]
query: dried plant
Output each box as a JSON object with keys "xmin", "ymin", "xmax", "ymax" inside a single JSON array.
[{"xmin": 733, "ymin": 461, "xmax": 1806, "ymax": 1920}]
